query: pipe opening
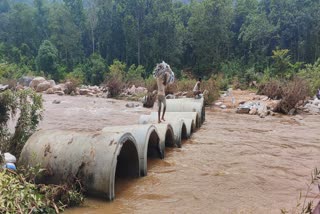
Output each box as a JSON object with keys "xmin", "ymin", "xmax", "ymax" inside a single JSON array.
[
  {"xmin": 147, "ymin": 130, "xmax": 161, "ymax": 159},
  {"xmin": 165, "ymin": 129, "xmax": 175, "ymax": 147},
  {"xmin": 115, "ymin": 140, "xmax": 139, "ymax": 178},
  {"xmin": 196, "ymin": 116, "xmax": 200, "ymax": 128},
  {"xmin": 191, "ymin": 120, "xmax": 195, "ymax": 133},
  {"xmin": 201, "ymin": 105, "xmax": 205, "ymax": 123},
  {"xmin": 181, "ymin": 123, "xmax": 188, "ymax": 140}
]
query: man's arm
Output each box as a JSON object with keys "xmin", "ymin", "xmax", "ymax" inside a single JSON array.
[{"xmin": 163, "ymin": 73, "xmax": 168, "ymax": 86}]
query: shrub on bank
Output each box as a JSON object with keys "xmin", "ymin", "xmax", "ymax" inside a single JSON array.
[
  {"xmin": 203, "ymin": 76, "xmax": 220, "ymax": 105},
  {"xmin": 279, "ymin": 77, "xmax": 309, "ymax": 114},
  {"xmin": 298, "ymin": 58, "xmax": 320, "ymax": 95},
  {"xmin": 258, "ymin": 79, "xmax": 283, "ymax": 99},
  {"xmin": 145, "ymin": 76, "xmax": 157, "ymax": 93},
  {"xmin": 0, "ymin": 89, "xmax": 84, "ymax": 213},
  {"xmin": 176, "ymin": 78, "xmax": 196, "ymax": 92},
  {"xmin": 126, "ymin": 64, "xmax": 145, "ymax": 86},
  {"xmin": 105, "ymin": 60, "xmax": 126, "ymax": 97},
  {"xmin": 258, "ymin": 77, "xmax": 309, "ymax": 114},
  {"xmin": 0, "ymin": 167, "xmax": 83, "ymax": 213},
  {"xmin": 0, "ymin": 89, "xmax": 43, "ymax": 158}
]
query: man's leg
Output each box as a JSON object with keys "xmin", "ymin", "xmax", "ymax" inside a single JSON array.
[
  {"xmin": 161, "ymin": 98, "xmax": 166, "ymax": 121},
  {"xmin": 158, "ymin": 96, "xmax": 161, "ymax": 123}
]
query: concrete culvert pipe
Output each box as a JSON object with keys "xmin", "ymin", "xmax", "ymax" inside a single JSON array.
[
  {"xmin": 152, "ymin": 123, "xmax": 175, "ymax": 152},
  {"xmin": 165, "ymin": 98, "xmax": 205, "ymax": 124},
  {"xmin": 182, "ymin": 98, "xmax": 205, "ymax": 123},
  {"xmin": 139, "ymin": 113, "xmax": 195, "ymax": 138},
  {"xmin": 138, "ymin": 115, "xmax": 187, "ymax": 147},
  {"xmin": 19, "ymin": 130, "xmax": 140, "ymax": 200},
  {"xmin": 102, "ymin": 124, "xmax": 162, "ymax": 176},
  {"xmin": 148, "ymin": 112, "xmax": 199, "ymax": 130}
]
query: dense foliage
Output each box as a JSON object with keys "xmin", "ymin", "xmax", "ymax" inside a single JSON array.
[
  {"xmin": 0, "ymin": 167, "xmax": 83, "ymax": 213},
  {"xmin": 0, "ymin": 0, "xmax": 320, "ymax": 85},
  {"xmin": 0, "ymin": 89, "xmax": 42, "ymax": 158},
  {"xmin": 0, "ymin": 90, "xmax": 83, "ymax": 213}
]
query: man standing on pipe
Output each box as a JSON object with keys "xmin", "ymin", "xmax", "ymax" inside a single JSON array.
[
  {"xmin": 156, "ymin": 71, "xmax": 168, "ymax": 123},
  {"xmin": 153, "ymin": 61, "xmax": 174, "ymax": 123}
]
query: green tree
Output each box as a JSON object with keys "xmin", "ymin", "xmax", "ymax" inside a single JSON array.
[
  {"xmin": 34, "ymin": 0, "xmax": 49, "ymax": 45},
  {"xmin": 188, "ymin": 0, "xmax": 234, "ymax": 75},
  {"xmin": 238, "ymin": 9, "xmax": 278, "ymax": 69},
  {"xmin": 36, "ymin": 40, "xmax": 59, "ymax": 80},
  {"xmin": 84, "ymin": 53, "xmax": 106, "ymax": 85},
  {"xmin": 126, "ymin": 64, "xmax": 145, "ymax": 85},
  {"xmin": 48, "ymin": 3, "xmax": 83, "ymax": 69}
]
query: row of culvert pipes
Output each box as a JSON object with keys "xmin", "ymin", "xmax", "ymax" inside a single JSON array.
[{"xmin": 19, "ymin": 98, "xmax": 205, "ymax": 200}]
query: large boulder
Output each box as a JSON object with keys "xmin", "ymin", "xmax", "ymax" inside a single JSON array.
[
  {"xmin": 136, "ymin": 87, "xmax": 148, "ymax": 94},
  {"xmin": 304, "ymin": 103, "xmax": 320, "ymax": 114},
  {"xmin": 52, "ymin": 84, "xmax": 64, "ymax": 92},
  {"xmin": 46, "ymin": 88, "xmax": 55, "ymax": 94},
  {"xmin": 127, "ymin": 85, "xmax": 136, "ymax": 95},
  {"xmin": 18, "ymin": 76, "xmax": 34, "ymax": 87},
  {"xmin": 266, "ymin": 100, "xmax": 281, "ymax": 111},
  {"xmin": 48, "ymin": 80, "xmax": 56, "ymax": 87},
  {"xmin": 236, "ymin": 104, "xmax": 251, "ymax": 114},
  {"xmin": 79, "ymin": 88, "xmax": 90, "ymax": 95},
  {"xmin": 55, "ymin": 91, "xmax": 65, "ymax": 96},
  {"xmin": 249, "ymin": 107, "xmax": 257, "ymax": 115},
  {"xmin": 29, "ymin": 77, "xmax": 46, "ymax": 89},
  {"xmin": 257, "ymin": 104, "xmax": 268, "ymax": 118},
  {"xmin": 36, "ymin": 81, "xmax": 51, "ymax": 92}
]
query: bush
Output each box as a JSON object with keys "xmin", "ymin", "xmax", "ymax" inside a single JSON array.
[
  {"xmin": 84, "ymin": 53, "xmax": 107, "ymax": 85},
  {"xmin": 166, "ymin": 83, "xmax": 178, "ymax": 95},
  {"xmin": 299, "ymin": 58, "xmax": 320, "ymax": 95},
  {"xmin": 215, "ymin": 74, "xmax": 229, "ymax": 91},
  {"xmin": 258, "ymin": 79, "xmax": 283, "ymax": 99},
  {"xmin": 0, "ymin": 90, "xmax": 83, "ymax": 213},
  {"xmin": 258, "ymin": 77, "xmax": 309, "ymax": 114},
  {"xmin": 203, "ymin": 76, "xmax": 220, "ymax": 105},
  {"xmin": 105, "ymin": 60, "xmax": 126, "ymax": 97},
  {"xmin": 279, "ymin": 77, "xmax": 309, "ymax": 114},
  {"xmin": 0, "ymin": 89, "xmax": 43, "ymax": 158},
  {"xmin": 176, "ymin": 78, "xmax": 196, "ymax": 92},
  {"xmin": 0, "ymin": 168, "xmax": 83, "ymax": 213},
  {"xmin": 106, "ymin": 78, "xmax": 123, "ymax": 97},
  {"xmin": 63, "ymin": 67, "xmax": 85, "ymax": 95},
  {"xmin": 220, "ymin": 60, "xmax": 243, "ymax": 78},
  {"xmin": 36, "ymin": 40, "xmax": 59, "ymax": 81},
  {"xmin": 0, "ymin": 62, "xmax": 35, "ymax": 82},
  {"xmin": 145, "ymin": 76, "xmax": 157, "ymax": 93},
  {"xmin": 126, "ymin": 64, "xmax": 145, "ymax": 86}
]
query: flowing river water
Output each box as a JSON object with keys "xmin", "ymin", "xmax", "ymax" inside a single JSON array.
[{"xmin": 39, "ymin": 94, "xmax": 320, "ymax": 214}]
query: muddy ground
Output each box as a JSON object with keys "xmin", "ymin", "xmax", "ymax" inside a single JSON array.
[{"xmin": 38, "ymin": 93, "xmax": 320, "ymax": 214}]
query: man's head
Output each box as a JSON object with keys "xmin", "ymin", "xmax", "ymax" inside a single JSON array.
[{"xmin": 198, "ymin": 78, "xmax": 202, "ymax": 82}]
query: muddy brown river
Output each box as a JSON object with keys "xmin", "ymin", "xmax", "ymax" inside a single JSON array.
[{"xmin": 39, "ymin": 95, "xmax": 320, "ymax": 214}]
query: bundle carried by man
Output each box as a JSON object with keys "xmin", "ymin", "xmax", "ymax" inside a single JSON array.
[{"xmin": 153, "ymin": 61, "xmax": 175, "ymax": 85}]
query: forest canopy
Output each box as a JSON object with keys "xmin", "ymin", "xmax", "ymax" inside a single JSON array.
[{"xmin": 0, "ymin": 0, "xmax": 320, "ymax": 84}]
